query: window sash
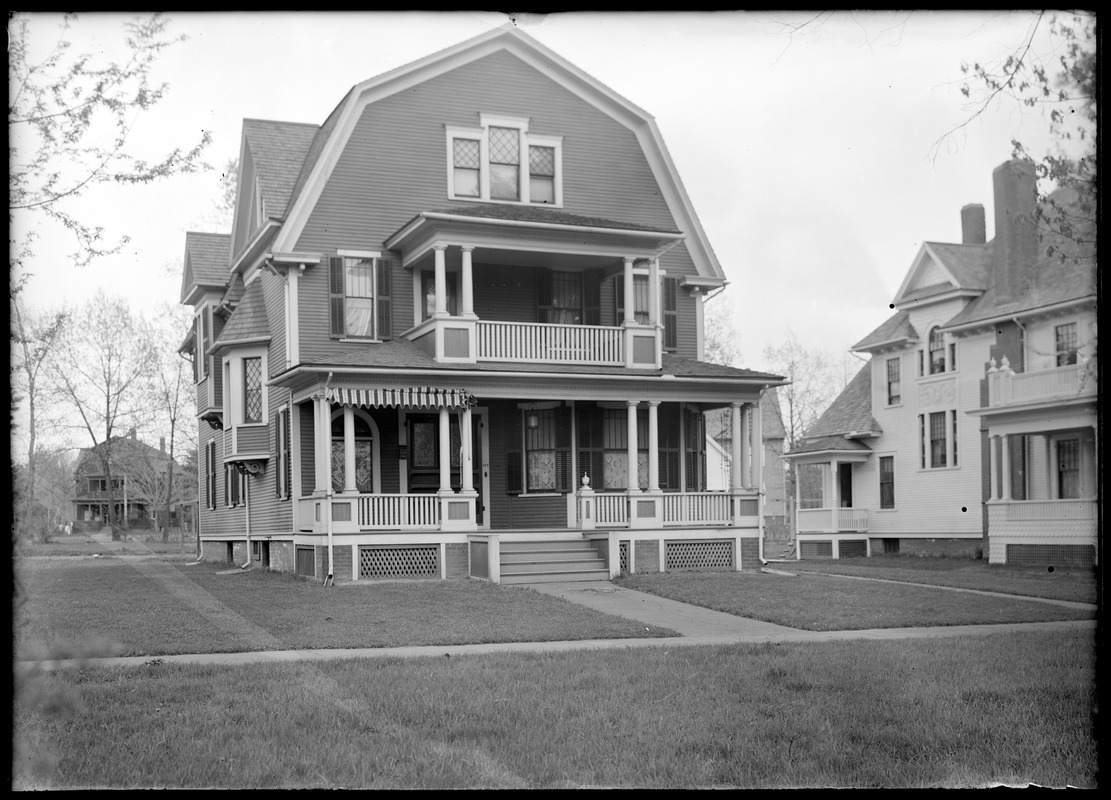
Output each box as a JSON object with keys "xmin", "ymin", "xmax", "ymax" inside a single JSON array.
[
  {"xmin": 243, "ymin": 357, "xmax": 262, "ymax": 424},
  {"xmin": 929, "ymin": 412, "xmax": 947, "ymax": 468},
  {"xmin": 928, "ymin": 328, "xmax": 946, "ymax": 374},
  {"xmin": 886, "ymin": 358, "xmax": 901, "ymax": 404},
  {"xmin": 1055, "ymin": 323, "xmax": 1078, "ymax": 366},
  {"xmin": 879, "ymin": 456, "xmax": 895, "ymax": 509}
]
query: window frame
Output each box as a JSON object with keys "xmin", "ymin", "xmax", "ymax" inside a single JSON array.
[
  {"xmin": 329, "ymin": 252, "xmax": 391, "ymax": 341},
  {"xmin": 919, "ymin": 409, "xmax": 958, "ymax": 470},
  {"xmin": 445, "ymin": 116, "xmax": 563, "ymax": 207},
  {"xmin": 1055, "ymin": 322, "xmax": 1079, "ymax": 367},
  {"xmin": 878, "ymin": 455, "xmax": 896, "ymax": 509},
  {"xmin": 885, "ymin": 357, "xmax": 902, "ymax": 406},
  {"xmin": 928, "ymin": 327, "xmax": 946, "ymax": 374},
  {"xmin": 222, "ymin": 347, "xmax": 268, "ymax": 430}
]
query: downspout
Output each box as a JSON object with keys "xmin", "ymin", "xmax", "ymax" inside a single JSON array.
[
  {"xmin": 757, "ymin": 386, "xmax": 768, "ymax": 565},
  {"xmin": 324, "ymin": 372, "xmax": 335, "ymax": 587},
  {"xmin": 239, "ymin": 469, "xmax": 252, "ymax": 570}
]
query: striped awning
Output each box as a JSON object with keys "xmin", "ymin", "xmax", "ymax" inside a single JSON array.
[{"xmin": 326, "ymin": 386, "xmax": 474, "ymax": 410}]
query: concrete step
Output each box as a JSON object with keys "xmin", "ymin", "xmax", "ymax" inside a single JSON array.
[
  {"xmin": 500, "ymin": 540, "xmax": 594, "ymax": 553},
  {"xmin": 500, "ymin": 547, "xmax": 600, "ymax": 563},
  {"xmin": 501, "ymin": 558, "xmax": 606, "ymax": 574},
  {"xmin": 500, "ymin": 568, "xmax": 611, "ymax": 585}
]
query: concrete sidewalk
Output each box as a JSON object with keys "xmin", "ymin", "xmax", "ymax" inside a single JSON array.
[{"xmin": 18, "ymin": 578, "xmax": 1096, "ymax": 673}]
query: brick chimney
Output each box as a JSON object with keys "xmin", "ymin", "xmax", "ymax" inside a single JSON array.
[
  {"xmin": 961, "ymin": 203, "xmax": 986, "ymax": 244},
  {"xmin": 991, "ymin": 159, "xmax": 1038, "ymax": 303}
]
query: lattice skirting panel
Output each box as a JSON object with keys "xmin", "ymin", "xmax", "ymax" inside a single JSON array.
[
  {"xmin": 619, "ymin": 542, "xmax": 629, "ymax": 573},
  {"xmin": 665, "ymin": 539, "xmax": 734, "ymax": 571},
  {"xmin": 1005, "ymin": 543, "xmax": 1094, "ymax": 568},
  {"xmin": 839, "ymin": 540, "xmax": 867, "ymax": 558},
  {"xmin": 360, "ymin": 545, "xmax": 439, "ymax": 579},
  {"xmin": 799, "ymin": 540, "xmax": 833, "ymax": 558}
]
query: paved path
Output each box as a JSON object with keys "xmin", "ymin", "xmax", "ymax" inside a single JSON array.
[{"xmin": 17, "ymin": 572, "xmax": 1096, "ymax": 673}]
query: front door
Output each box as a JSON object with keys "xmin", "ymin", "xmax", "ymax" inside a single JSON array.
[
  {"xmin": 406, "ymin": 410, "xmax": 487, "ymax": 527},
  {"xmin": 838, "ymin": 463, "xmax": 853, "ymax": 508}
]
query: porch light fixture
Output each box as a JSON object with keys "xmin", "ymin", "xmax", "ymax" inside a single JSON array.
[{"xmin": 526, "ymin": 404, "xmax": 539, "ymax": 430}]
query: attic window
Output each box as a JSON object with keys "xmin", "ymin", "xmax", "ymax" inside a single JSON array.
[{"xmin": 446, "ymin": 116, "xmax": 562, "ymax": 206}]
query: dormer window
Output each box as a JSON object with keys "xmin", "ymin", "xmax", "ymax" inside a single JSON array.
[{"xmin": 446, "ymin": 115, "xmax": 562, "ymax": 206}]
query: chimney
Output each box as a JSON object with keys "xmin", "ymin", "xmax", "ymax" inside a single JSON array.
[
  {"xmin": 991, "ymin": 159, "xmax": 1038, "ymax": 303},
  {"xmin": 961, "ymin": 203, "xmax": 986, "ymax": 244},
  {"xmin": 160, "ymin": 436, "xmax": 166, "ymax": 453}
]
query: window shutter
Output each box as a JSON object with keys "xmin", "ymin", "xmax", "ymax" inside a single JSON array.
[
  {"xmin": 536, "ymin": 268, "xmax": 553, "ymax": 324},
  {"xmin": 273, "ymin": 412, "xmax": 281, "ymax": 498},
  {"xmin": 329, "ymin": 256, "xmax": 345, "ymax": 338},
  {"xmin": 663, "ymin": 277, "xmax": 678, "ymax": 350},
  {"xmin": 505, "ymin": 410, "xmax": 523, "ymax": 495},
  {"xmin": 223, "ymin": 463, "xmax": 229, "ymax": 507},
  {"xmin": 283, "ymin": 408, "xmax": 292, "ymax": 499},
  {"xmin": 203, "ymin": 441, "xmax": 210, "ymax": 509},
  {"xmin": 576, "ymin": 404, "xmax": 605, "ymax": 490},
  {"xmin": 554, "ymin": 405, "xmax": 572, "ymax": 493},
  {"xmin": 208, "ymin": 441, "xmax": 217, "ymax": 510},
  {"xmin": 583, "ymin": 270, "xmax": 601, "ymax": 326},
  {"xmin": 685, "ymin": 409, "xmax": 705, "ymax": 492},
  {"xmin": 376, "ymin": 257, "xmax": 392, "ymax": 340}
]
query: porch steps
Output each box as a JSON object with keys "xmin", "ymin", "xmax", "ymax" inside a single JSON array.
[
  {"xmin": 498, "ymin": 540, "xmax": 610, "ymax": 585},
  {"xmin": 762, "ymin": 539, "xmax": 796, "ymax": 561}
]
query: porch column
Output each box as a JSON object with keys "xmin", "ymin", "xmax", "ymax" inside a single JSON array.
[
  {"xmin": 460, "ymin": 246, "xmax": 475, "ymax": 317},
  {"xmin": 1000, "ymin": 434, "xmax": 1012, "ymax": 501},
  {"xmin": 988, "ymin": 434, "xmax": 999, "ymax": 501},
  {"xmin": 343, "ymin": 405, "xmax": 356, "ymax": 493},
  {"xmin": 647, "ymin": 401, "xmax": 660, "ymax": 492},
  {"xmin": 438, "ymin": 406, "xmax": 452, "ymax": 494},
  {"xmin": 434, "ymin": 245, "xmax": 448, "ymax": 317},
  {"xmin": 627, "ymin": 399, "xmax": 640, "ymax": 491},
  {"xmin": 460, "ymin": 405, "xmax": 474, "ymax": 493},
  {"xmin": 751, "ymin": 399, "xmax": 762, "ymax": 489},
  {"xmin": 1048, "ymin": 436, "xmax": 1059, "ymax": 500},
  {"xmin": 623, "ymin": 257, "xmax": 635, "ymax": 325},
  {"xmin": 648, "ymin": 257, "xmax": 660, "ymax": 326},
  {"xmin": 741, "ymin": 403, "xmax": 753, "ymax": 489},
  {"xmin": 730, "ymin": 402, "xmax": 744, "ymax": 491},
  {"xmin": 314, "ymin": 395, "xmax": 330, "ymax": 494}
]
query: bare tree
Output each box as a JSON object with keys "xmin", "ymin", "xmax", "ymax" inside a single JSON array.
[
  {"xmin": 762, "ymin": 330, "xmax": 842, "ymax": 452},
  {"xmin": 702, "ymin": 293, "xmax": 744, "ymax": 368},
  {"xmin": 9, "ymin": 12, "xmax": 211, "ymax": 268},
  {"xmin": 45, "ymin": 291, "xmax": 155, "ymax": 539},
  {"xmin": 11, "ymin": 288, "xmax": 69, "ymax": 539}
]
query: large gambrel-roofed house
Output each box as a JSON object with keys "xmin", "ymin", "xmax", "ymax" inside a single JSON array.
[
  {"xmin": 180, "ymin": 26, "xmax": 785, "ymax": 583},
  {"xmin": 784, "ymin": 159, "xmax": 1097, "ymax": 566}
]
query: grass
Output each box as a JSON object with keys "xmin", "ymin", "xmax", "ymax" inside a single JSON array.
[
  {"xmin": 12, "ymin": 554, "xmax": 1099, "ymax": 788},
  {"xmin": 614, "ymin": 570, "xmax": 1095, "ymax": 631},
  {"xmin": 13, "ymin": 559, "xmax": 673, "ymax": 660},
  {"xmin": 13, "ymin": 630, "xmax": 1097, "ymax": 788},
  {"xmin": 783, "ymin": 555, "xmax": 1098, "ymax": 604}
]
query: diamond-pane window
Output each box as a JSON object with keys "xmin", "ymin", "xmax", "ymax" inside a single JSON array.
[
  {"xmin": 454, "ymin": 138, "xmax": 480, "ymax": 168},
  {"xmin": 529, "ymin": 145, "xmax": 554, "ymax": 176},
  {"xmin": 453, "ymin": 138, "xmax": 480, "ymax": 198},
  {"xmin": 489, "ymin": 127, "xmax": 520, "ymax": 164},
  {"xmin": 244, "ymin": 357, "xmax": 262, "ymax": 423}
]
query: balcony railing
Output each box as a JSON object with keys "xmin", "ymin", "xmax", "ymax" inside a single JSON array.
[
  {"xmin": 988, "ymin": 498, "xmax": 1097, "ymax": 522},
  {"xmin": 476, "ymin": 320, "xmax": 624, "ymax": 366},
  {"xmin": 797, "ymin": 507, "xmax": 869, "ymax": 533},
  {"xmin": 986, "ymin": 358, "xmax": 1098, "ymax": 408}
]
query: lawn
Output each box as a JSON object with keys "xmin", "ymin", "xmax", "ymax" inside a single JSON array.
[
  {"xmin": 614, "ymin": 569, "xmax": 1096, "ymax": 631},
  {"xmin": 14, "ymin": 630, "xmax": 1097, "ymax": 789},
  {"xmin": 12, "ymin": 554, "xmax": 1099, "ymax": 788}
]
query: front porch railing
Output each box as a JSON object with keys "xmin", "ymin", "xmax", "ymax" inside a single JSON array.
[
  {"xmin": 476, "ymin": 320, "xmax": 624, "ymax": 366},
  {"xmin": 663, "ymin": 492, "xmax": 734, "ymax": 526},
  {"xmin": 595, "ymin": 494, "xmax": 630, "ymax": 526},
  {"xmin": 357, "ymin": 494, "xmax": 440, "ymax": 529},
  {"xmin": 797, "ymin": 507, "xmax": 869, "ymax": 533},
  {"xmin": 989, "ymin": 498, "xmax": 1097, "ymax": 522}
]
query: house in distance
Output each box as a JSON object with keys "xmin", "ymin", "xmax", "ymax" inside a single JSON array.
[{"xmin": 179, "ymin": 25, "xmax": 785, "ymax": 583}]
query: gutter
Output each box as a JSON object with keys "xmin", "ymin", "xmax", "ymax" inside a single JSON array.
[
  {"xmin": 239, "ymin": 474, "xmax": 252, "ymax": 570},
  {"xmin": 324, "ymin": 371, "xmax": 335, "ymax": 587}
]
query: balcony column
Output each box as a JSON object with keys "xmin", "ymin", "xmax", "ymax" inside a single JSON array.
[
  {"xmin": 343, "ymin": 405, "xmax": 356, "ymax": 493},
  {"xmin": 647, "ymin": 401, "xmax": 660, "ymax": 492},
  {"xmin": 648, "ymin": 257, "xmax": 660, "ymax": 326},
  {"xmin": 1000, "ymin": 434, "xmax": 1012, "ymax": 501},
  {"xmin": 460, "ymin": 246, "xmax": 475, "ymax": 318},
  {"xmin": 434, "ymin": 245, "xmax": 448, "ymax": 317},
  {"xmin": 1048, "ymin": 436, "xmax": 1059, "ymax": 500},
  {"xmin": 460, "ymin": 405, "xmax": 474, "ymax": 493},
  {"xmin": 731, "ymin": 402, "xmax": 744, "ymax": 491},
  {"xmin": 627, "ymin": 400, "xmax": 640, "ymax": 491},
  {"xmin": 623, "ymin": 257, "xmax": 635, "ymax": 325},
  {"xmin": 438, "ymin": 406, "xmax": 452, "ymax": 494},
  {"xmin": 987, "ymin": 434, "xmax": 999, "ymax": 501}
]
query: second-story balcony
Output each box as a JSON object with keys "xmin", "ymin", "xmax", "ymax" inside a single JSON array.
[
  {"xmin": 986, "ymin": 356, "xmax": 1098, "ymax": 408},
  {"xmin": 475, "ymin": 320, "xmax": 624, "ymax": 366}
]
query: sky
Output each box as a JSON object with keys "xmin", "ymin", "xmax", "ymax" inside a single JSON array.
[{"xmin": 13, "ymin": 10, "xmax": 1067, "ymax": 374}]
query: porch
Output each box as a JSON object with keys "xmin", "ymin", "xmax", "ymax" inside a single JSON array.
[
  {"xmin": 985, "ymin": 499, "xmax": 1098, "ymax": 566},
  {"xmin": 795, "ymin": 506, "xmax": 869, "ymax": 533}
]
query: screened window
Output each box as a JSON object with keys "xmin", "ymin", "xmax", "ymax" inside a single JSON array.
[
  {"xmin": 928, "ymin": 327, "xmax": 946, "ymax": 374},
  {"xmin": 529, "ymin": 145, "xmax": 555, "ymax": 203},
  {"xmin": 1055, "ymin": 323, "xmax": 1078, "ymax": 366},
  {"xmin": 550, "ymin": 271, "xmax": 583, "ymax": 325},
  {"xmin": 243, "ymin": 357, "xmax": 262, "ymax": 423},
  {"xmin": 343, "ymin": 258, "xmax": 375, "ymax": 338},
  {"xmin": 489, "ymin": 126, "xmax": 520, "ymax": 201},
  {"xmin": 879, "ymin": 456, "xmax": 895, "ymax": 509},
  {"xmin": 1057, "ymin": 438, "xmax": 1080, "ymax": 498},
  {"xmin": 886, "ymin": 358, "xmax": 901, "ymax": 405},
  {"xmin": 452, "ymin": 138, "xmax": 480, "ymax": 197}
]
